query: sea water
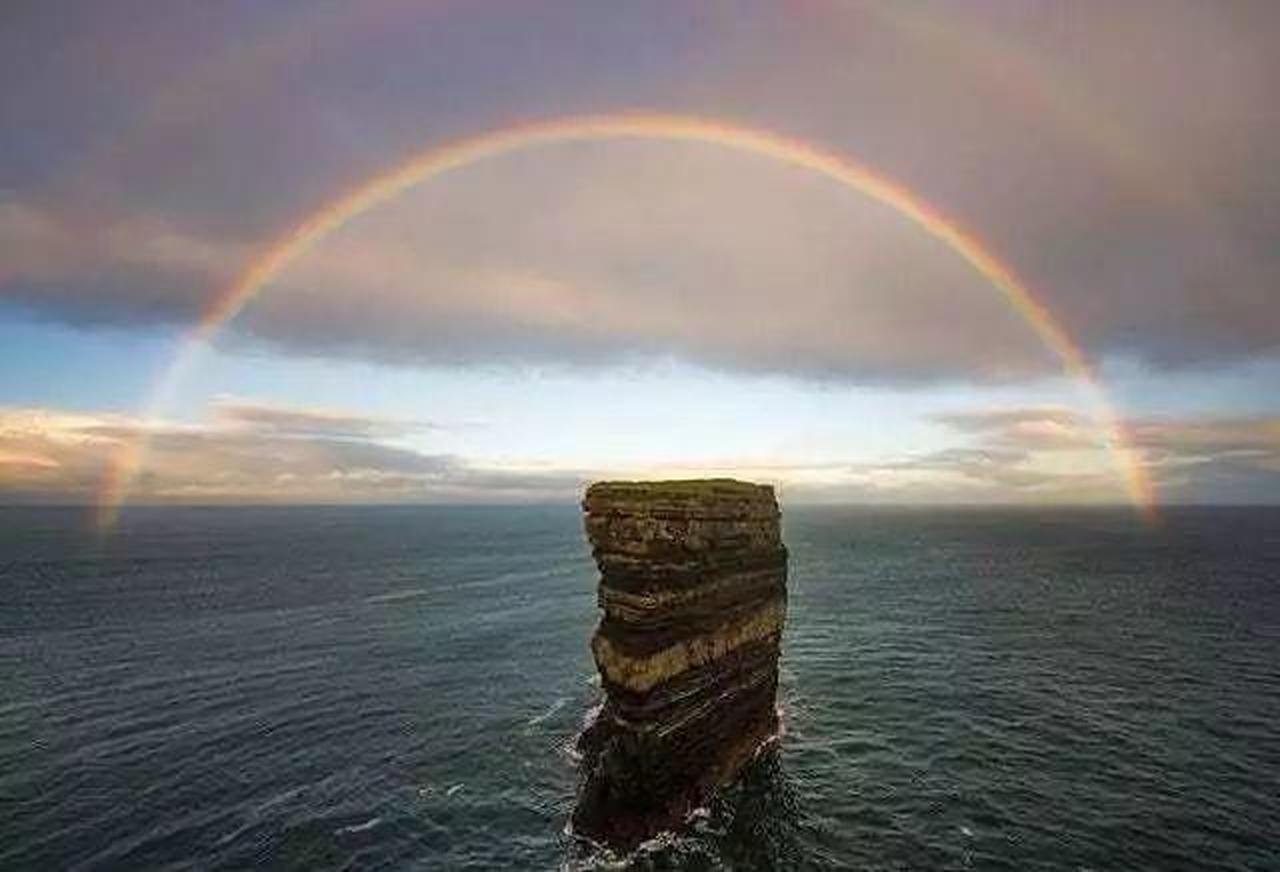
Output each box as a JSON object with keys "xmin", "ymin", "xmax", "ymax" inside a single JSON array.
[{"xmin": 2, "ymin": 505, "xmax": 1277, "ymax": 869}]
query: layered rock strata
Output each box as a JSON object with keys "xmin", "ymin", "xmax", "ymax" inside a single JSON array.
[{"xmin": 573, "ymin": 479, "xmax": 788, "ymax": 847}]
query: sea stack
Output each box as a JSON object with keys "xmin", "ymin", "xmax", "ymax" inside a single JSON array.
[{"xmin": 573, "ymin": 479, "xmax": 788, "ymax": 848}]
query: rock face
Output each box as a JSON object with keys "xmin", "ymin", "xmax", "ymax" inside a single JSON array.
[{"xmin": 573, "ymin": 479, "xmax": 788, "ymax": 848}]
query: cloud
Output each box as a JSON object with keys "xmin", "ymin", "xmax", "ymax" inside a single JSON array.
[
  {"xmin": 793, "ymin": 440, "xmax": 1125, "ymax": 505},
  {"xmin": 2, "ymin": 401, "xmax": 1277, "ymax": 507},
  {"xmin": 776, "ymin": 407, "xmax": 1280, "ymax": 505},
  {"xmin": 3, "ymin": 2, "xmax": 1279, "ymax": 381},
  {"xmin": 934, "ymin": 408, "xmax": 1104, "ymax": 450},
  {"xmin": 0, "ymin": 406, "xmax": 586, "ymax": 505},
  {"xmin": 210, "ymin": 397, "xmax": 435, "ymax": 439},
  {"xmin": 3, "ymin": 146, "xmax": 1056, "ymax": 383},
  {"xmin": 1128, "ymin": 417, "xmax": 1280, "ymax": 500},
  {"xmin": 0, "ymin": 202, "xmax": 236, "ymax": 288},
  {"xmin": 926, "ymin": 406, "xmax": 1280, "ymax": 504},
  {"xmin": 1133, "ymin": 417, "xmax": 1280, "ymax": 456},
  {"xmin": 933, "ymin": 406, "xmax": 1280, "ymax": 466}
]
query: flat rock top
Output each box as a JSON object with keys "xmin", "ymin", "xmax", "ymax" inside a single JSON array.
[
  {"xmin": 583, "ymin": 479, "xmax": 778, "ymax": 519},
  {"xmin": 586, "ymin": 478, "xmax": 773, "ymax": 500}
]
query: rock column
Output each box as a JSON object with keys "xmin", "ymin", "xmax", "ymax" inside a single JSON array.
[{"xmin": 573, "ymin": 479, "xmax": 788, "ymax": 847}]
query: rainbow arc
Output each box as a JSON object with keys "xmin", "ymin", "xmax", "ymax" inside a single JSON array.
[{"xmin": 96, "ymin": 113, "xmax": 1157, "ymax": 528}]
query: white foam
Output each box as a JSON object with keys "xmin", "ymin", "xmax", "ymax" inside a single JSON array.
[
  {"xmin": 364, "ymin": 588, "xmax": 430, "ymax": 604},
  {"xmin": 335, "ymin": 817, "xmax": 381, "ymax": 835},
  {"xmin": 526, "ymin": 696, "xmax": 568, "ymax": 727},
  {"xmin": 580, "ymin": 702, "xmax": 603, "ymax": 731},
  {"xmin": 562, "ymin": 823, "xmax": 683, "ymax": 871}
]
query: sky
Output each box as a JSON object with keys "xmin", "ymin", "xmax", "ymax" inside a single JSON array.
[{"xmin": 2, "ymin": 0, "xmax": 1278, "ymax": 512}]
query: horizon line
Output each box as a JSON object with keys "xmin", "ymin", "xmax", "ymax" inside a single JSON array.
[{"xmin": 4, "ymin": 501, "xmax": 1276, "ymax": 511}]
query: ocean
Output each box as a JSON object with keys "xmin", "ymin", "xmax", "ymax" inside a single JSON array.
[{"xmin": 2, "ymin": 505, "xmax": 1277, "ymax": 870}]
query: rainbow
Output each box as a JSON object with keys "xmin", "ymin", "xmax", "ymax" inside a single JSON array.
[{"xmin": 96, "ymin": 112, "xmax": 1158, "ymax": 528}]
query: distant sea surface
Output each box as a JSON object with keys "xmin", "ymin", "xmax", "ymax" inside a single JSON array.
[{"xmin": 2, "ymin": 505, "xmax": 1278, "ymax": 870}]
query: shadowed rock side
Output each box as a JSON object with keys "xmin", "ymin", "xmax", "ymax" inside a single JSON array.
[{"xmin": 573, "ymin": 479, "xmax": 788, "ymax": 849}]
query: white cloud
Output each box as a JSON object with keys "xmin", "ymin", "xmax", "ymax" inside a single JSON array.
[{"xmin": 4, "ymin": 401, "xmax": 1274, "ymax": 506}]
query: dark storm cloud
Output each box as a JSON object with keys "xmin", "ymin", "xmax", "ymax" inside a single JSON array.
[{"xmin": 2, "ymin": 1, "xmax": 1279, "ymax": 378}]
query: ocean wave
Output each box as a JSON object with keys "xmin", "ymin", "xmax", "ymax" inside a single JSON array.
[
  {"xmin": 334, "ymin": 817, "xmax": 381, "ymax": 836},
  {"xmin": 363, "ymin": 588, "xmax": 431, "ymax": 604},
  {"xmin": 525, "ymin": 696, "xmax": 568, "ymax": 728}
]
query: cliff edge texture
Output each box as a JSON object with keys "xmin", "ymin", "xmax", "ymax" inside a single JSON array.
[{"xmin": 573, "ymin": 479, "xmax": 788, "ymax": 848}]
